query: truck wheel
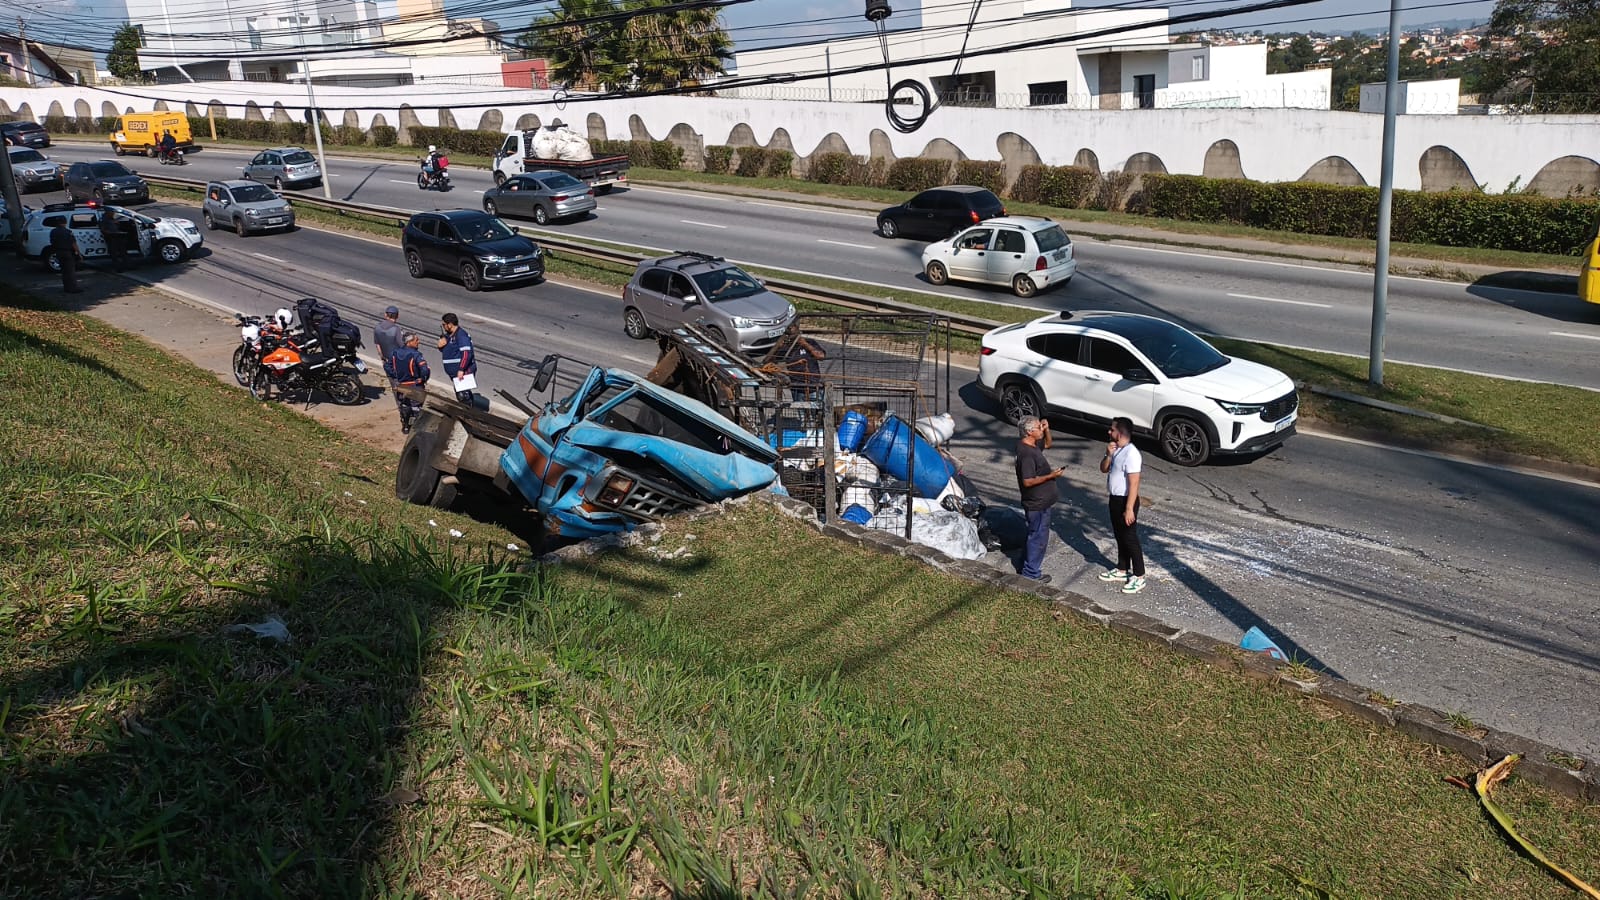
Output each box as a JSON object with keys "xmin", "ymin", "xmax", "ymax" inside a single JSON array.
[
  {"xmin": 493, "ymin": 171, "xmax": 507, "ymax": 187},
  {"xmin": 112, "ymin": 143, "xmax": 125, "ymax": 156},
  {"xmin": 396, "ymin": 432, "xmax": 443, "ymax": 504}
]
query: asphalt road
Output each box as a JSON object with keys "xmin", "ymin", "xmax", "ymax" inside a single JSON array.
[
  {"xmin": 39, "ymin": 141, "xmax": 1600, "ymax": 388},
  {"xmin": 48, "ymin": 196, "xmax": 1596, "ymax": 760}
]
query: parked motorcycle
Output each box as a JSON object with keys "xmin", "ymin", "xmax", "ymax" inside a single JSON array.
[
  {"xmin": 417, "ymin": 158, "xmax": 451, "ymax": 191},
  {"xmin": 249, "ymin": 339, "xmax": 364, "ymax": 406},
  {"xmin": 157, "ymin": 146, "xmax": 186, "ymax": 165}
]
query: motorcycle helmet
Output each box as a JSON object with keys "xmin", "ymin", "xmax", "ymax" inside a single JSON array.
[
  {"xmin": 427, "ymin": 145, "xmax": 437, "ymax": 153},
  {"xmin": 273, "ymin": 308, "xmax": 294, "ymax": 329}
]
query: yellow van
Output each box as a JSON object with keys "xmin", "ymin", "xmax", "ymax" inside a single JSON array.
[
  {"xmin": 110, "ymin": 112, "xmax": 193, "ymax": 157},
  {"xmin": 1580, "ymin": 220, "xmax": 1600, "ymax": 307}
]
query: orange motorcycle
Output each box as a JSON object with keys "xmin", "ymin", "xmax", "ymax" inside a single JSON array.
[{"xmin": 248, "ymin": 335, "xmax": 363, "ymax": 406}]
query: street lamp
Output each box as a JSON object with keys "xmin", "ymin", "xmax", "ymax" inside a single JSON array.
[{"xmin": 295, "ymin": 0, "xmax": 333, "ymax": 199}]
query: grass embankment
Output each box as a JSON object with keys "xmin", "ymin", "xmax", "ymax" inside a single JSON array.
[{"xmin": 3, "ymin": 293, "xmax": 1599, "ymax": 896}]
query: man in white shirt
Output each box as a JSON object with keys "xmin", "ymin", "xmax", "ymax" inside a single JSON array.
[{"xmin": 1097, "ymin": 416, "xmax": 1147, "ymax": 594}]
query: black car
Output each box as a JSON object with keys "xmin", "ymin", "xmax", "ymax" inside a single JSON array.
[
  {"xmin": 402, "ymin": 209, "xmax": 544, "ymax": 292},
  {"xmin": 877, "ymin": 185, "xmax": 1006, "ymax": 240},
  {"xmin": 65, "ymin": 160, "xmax": 149, "ymax": 204},
  {"xmin": 1, "ymin": 121, "xmax": 51, "ymax": 149}
]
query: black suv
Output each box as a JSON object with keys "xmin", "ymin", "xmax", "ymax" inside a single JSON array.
[
  {"xmin": 402, "ymin": 209, "xmax": 544, "ymax": 292},
  {"xmin": 1, "ymin": 121, "xmax": 50, "ymax": 149},
  {"xmin": 65, "ymin": 160, "xmax": 149, "ymax": 204},
  {"xmin": 877, "ymin": 185, "xmax": 1005, "ymax": 240}
]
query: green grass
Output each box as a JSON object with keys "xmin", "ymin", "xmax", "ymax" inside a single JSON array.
[
  {"xmin": 1211, "ymin": 338, "xmax": 1600, "ymax": 469},
  {"xmin": 2, "ymin": 292, "xmax": 1598, "ymax": 896}
]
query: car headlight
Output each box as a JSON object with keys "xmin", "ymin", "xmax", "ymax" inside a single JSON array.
[
  {"xmin": 596, "ymin": 473, "xmax": 635, "ymax": 507},
  {"xmin": 729, "ymin": 317, "xmax": 755, "ymax": 328},
  {"xmin": 1213, "ymin": 398, "xmax": 1266, "ymax": 416},
  {"xmin": 102, "ymin": 182, "xmax": 121, "ymax": 189},
  {"xmin": 480, "ymin": 255, "xmax": 506, "ymax": 264},
  {"xmin": 245, "ymin": 208, "xmax": 261, "ymax": 217}
]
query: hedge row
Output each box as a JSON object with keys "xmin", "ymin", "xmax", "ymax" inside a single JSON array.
[
  {"xmin": 405, "ymin": 125, "xmax": 505, "ymax": 157},
  {"xmin": 699, "ymin": 145, "xmax": 793, "ymax": 178},
  {"xmin": 40, "ymin": 115, "xmax": 121, "ymax": 136},
  {"xmin": 590, "ymin": 139, "xmax": 683, "ymax": 170},
  {"xmin": 1140, "ymin": 173, "xmax": 1598, "ymax": 255}
]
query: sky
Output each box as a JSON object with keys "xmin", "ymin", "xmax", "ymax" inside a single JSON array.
[{"xmin": 27, "ymin": 0, "xmax": 1502, "ymax": 60}]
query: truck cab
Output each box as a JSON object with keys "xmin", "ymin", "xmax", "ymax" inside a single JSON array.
[{"xmin": 396, "ymin": 357, "xmax": 779, "ymax": 539}]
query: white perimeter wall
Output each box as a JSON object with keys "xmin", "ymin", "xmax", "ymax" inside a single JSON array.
[{"xmin": 3, "ymin": 81, "xmax": 1595, "ymax": 192}]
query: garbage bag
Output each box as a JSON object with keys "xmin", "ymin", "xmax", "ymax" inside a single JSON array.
[{"xmin": 867, "ymin": 507, "xmax": 987, "ymax": 560}]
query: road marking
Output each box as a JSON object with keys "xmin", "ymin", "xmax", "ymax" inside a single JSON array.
[
  {"xmin": 473, "ymin": 189, "xmax": 485, "ymax": 194},
  {"xmin": 1551, "ymin": 331, "xmax": 1600, "ymax": 342},
  {"xmin": 250, "ymin": 252, "xmax": 287, "ymax": 263},
  {"xmin": 680, "ymin": 219, "xmax": 727, "ymax": 229},
  {"xmin": 387, "ymin": 179, "xmax": 416, "ymax": 185},
  {"xmin": 465, "ymin": 312, "xmax": 518, "ymax": 329},
  {"xmin": 1227, "ymin": 292, "xmax": 1332, "ymax": 309},
  {"xmin": 342, "ymin": 278, "xmax": 378, "ymax": 290},
  {"xmin": 628, "ymin": 185, "xmax": 876, "ymax": 220},
  {"xmin": 817, "ymin": 238, "xmax": 878, "ymax": 250}
]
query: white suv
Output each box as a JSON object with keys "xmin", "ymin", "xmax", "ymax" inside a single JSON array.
[
  {"xmin": 922, "ymin": 216, "xmax": 1076, "ymax": 298},
  {"xmin": 978, "ymin": 311, "xmax": 1298, "ymax": 465}
]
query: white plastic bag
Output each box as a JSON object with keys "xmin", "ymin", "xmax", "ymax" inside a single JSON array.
[{"xmin": 867, "ymin": 507, "xmax": 986, "ymax": 560}]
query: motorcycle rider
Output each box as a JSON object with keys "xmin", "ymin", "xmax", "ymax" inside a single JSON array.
[
  {"xmin": 386, "ymin": 331, "xmax": 431, "ymax": 434},
  {"xmin": 422, "ymin": 145, "xmax": 443, "ymax": 185},
  {"xmin": 159, "ymin": 129, "xmax": 178, "ymax": 163}
]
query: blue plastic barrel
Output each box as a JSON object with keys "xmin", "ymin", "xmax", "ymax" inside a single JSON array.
[
  {"xmin": 837, "ymin": 411, "xmax": 868, "ymax": 452},
  {"xmin": 859, "ymin": 414, "xmax": 955, "ymax": 498},
  {"xmin": 840, "ymin": 504, "xmax": 874, "ymax": 525}
]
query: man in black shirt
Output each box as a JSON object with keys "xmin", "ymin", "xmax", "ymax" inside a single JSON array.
[
  {"xmin": 1014, "ymin": 415, "xmax": 1065, "ymax": 582},
  {"xmin": 98, "ymin": 209, "xmax": 128, "ymax": 271}
]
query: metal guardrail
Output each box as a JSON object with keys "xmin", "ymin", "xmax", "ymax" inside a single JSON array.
[{"xmin": 143, "ymin": 172, "xmax": 1004, "ymax": 338}]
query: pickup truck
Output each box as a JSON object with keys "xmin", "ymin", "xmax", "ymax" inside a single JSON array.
[
  {"xmin": 395, "ymin": 349, "xmax": 781, "ymax": 540},
  {"xmin": 491, "ymin": 129, "xmax": 630, "ymax": 194}
]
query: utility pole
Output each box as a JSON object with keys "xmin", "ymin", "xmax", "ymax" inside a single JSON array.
[
  {"xmin": 295, "ymin": 0, "xmax": 333, "ymax": 199},
  {"xmin": 17, "ymin": 17, "xmax": 33, "ymax": 86},
  {"xmin": 1368, "ymin": 0, "xmax": 1402, "ymax": 387}
]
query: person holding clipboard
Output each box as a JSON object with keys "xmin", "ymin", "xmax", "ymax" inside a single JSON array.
[{"xmin": 437, "ymin": 312, "xmax": 481, "ymax": 407}]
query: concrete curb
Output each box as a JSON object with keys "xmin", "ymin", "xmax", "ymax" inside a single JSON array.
[{"xmin": 749, "ymin": 492, "xmax": 1599, "ymax": 802}]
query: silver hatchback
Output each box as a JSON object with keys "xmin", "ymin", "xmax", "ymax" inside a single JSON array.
[
  {"xmin": 481, "ymin": 170, "xmax": 596, "ymax": 225},
  {"xmin": 621, "ymin": 252, "xmax": 795, "ymax": 353},
  {"xmin": 203, "ymin": 180, "xmax": 296, "ymax": 235},
  {"xmin": 242, "ymin": 146, "xmax": 323, "ymax": 189}
]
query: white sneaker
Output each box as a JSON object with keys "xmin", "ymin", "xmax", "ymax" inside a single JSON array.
[
  {"xmin": 1097, "ymin": 568, "xmax": 1129, "ymax": 582},
  {"xmin": 1122, "ymin": 576, "xmax": 1147, "ymax": 594}
]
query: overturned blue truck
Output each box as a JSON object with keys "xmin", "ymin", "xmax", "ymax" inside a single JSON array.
[{"xmin": 394, "ymin": 317, "xmax": 961, "ymax": 543}]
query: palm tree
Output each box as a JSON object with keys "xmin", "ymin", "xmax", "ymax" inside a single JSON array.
[
  {"xmin": 622, "ymin": 0, "xmax": 733, "ymax": 90},
  {"xmin": 526, "ymin": 0, "xmax": 629, "ymax": 91}
]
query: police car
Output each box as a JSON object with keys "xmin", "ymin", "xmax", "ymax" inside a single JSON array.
[{"xmin": 24, "ymin": 202, "xmax": 204, "ymax": 271}]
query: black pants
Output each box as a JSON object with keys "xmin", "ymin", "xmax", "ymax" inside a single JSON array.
[
  {"xmin": 59, "ymin": 253, "xmax": 80, "ymax": 292},
  {"xmin": 1109, "ymin": 495, "xmax": 1144, "ymax": 577}
]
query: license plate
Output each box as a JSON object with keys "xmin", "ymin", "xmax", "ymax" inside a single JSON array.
[
  {"xmin": 353, "ymin": 359, "xmax": 368, "ymax": 374},
  {"xmin": 1052, "ymin": 250, "xmax": 1066, "ymax": 262},
  {"xmin": 266, "ymin": 217, "xmax": 285, "ymax": 225},
  {"xmin": 123, "ymin": 189, "xmax": 140, "ymax": 195},
  {"xmin": 1274, "ymin": 414, "xmax": 1295, "ymax": 432},
  {"xmin": 766, "ymin": 327, "xmax": 786, "ymax": 339},
  {"xmin": 513, "ymin": 264, "xmax": 531, "ymax": 274}
]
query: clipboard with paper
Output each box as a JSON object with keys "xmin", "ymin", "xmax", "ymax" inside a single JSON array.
[{"xmin": 453, "ymin": 372, "xmax": 478, "ymax": 393}]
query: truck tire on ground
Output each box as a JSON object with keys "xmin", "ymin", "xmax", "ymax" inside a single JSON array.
[{"xmin": 396, "ymin": 432, "xmax": 444, "ymax": 504}]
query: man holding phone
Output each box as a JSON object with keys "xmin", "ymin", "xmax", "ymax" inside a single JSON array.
[
  {"xmin": 1015, "ymin": 415, "xmax": 1066, "ymax": 583},
  {"xmin": 1097, "ymin": 417, "xmax": 1146, "ymax": 594}
]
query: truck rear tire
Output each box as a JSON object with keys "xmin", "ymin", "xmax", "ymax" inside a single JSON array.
[
  {"xmin": 396, "ymin": 433, "xmax": 444, "ymax": 504},
  {"xmin": 493, "ymin": 171, "xmax": 507, "ymax": 187}
]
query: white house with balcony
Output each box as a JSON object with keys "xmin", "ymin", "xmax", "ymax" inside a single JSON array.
[
  {"xmin": 125, "ymin": 0, "xmax": 383, "ymax": 82},
  {"xmin": 730, "ymin": 1, "xmax": 1328, "ymax": 111}
]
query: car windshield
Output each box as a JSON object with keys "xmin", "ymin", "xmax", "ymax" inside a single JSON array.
[
  {"xmin": 282, "ymin": 151, "xmax": 316, "ymax": 165},
  {"xmin": 9, "ymin": 150, "xmax": 45, "ymax": 164},
  {"xmin": 231, "ymin": 184, "xmax": 276, "ymax": 202},
  {"xmin": 541, "ymin": 172, "xmax": 583, "ymax": 190},
  {"xmin": 89, "ymin": 163, "xmax": 132, "ymax": 178},
  {"xmin": 1034, "ymin": 226, "xmax": 1070, "ymax": 252},
  {"xmin": 692, "ymin": 266, "xmax": 765, "ymax": 302},
  {"xmin": 1122, "ymin": 321, "xmax": 1229, "ymax": 378},
  {"xmin": 455, "ymin": 216, "xmax": 515, "ymax": 243}
]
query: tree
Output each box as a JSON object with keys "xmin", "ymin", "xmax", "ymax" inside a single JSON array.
[
  {"xmin": 107, "ymin": 24, "xmax": 146, "ymax": 81},
  {"xmin": 1268, "ymin": 34, "xmax": 1316, "ymax": 73},
  {"xmin": 519, "ymin": 0, "xmax": 730, "ymax": 92},
  {"xmin": 1482, "ymin": 0, "xmax": 1600, "ymax": 109}
]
